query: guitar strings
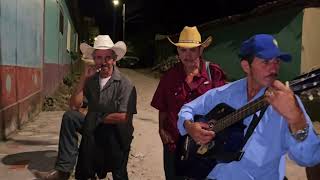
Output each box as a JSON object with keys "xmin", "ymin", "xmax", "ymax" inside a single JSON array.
[{"xmin": 207, "ymin": 71, "xmax": 318, "ymax": 132}]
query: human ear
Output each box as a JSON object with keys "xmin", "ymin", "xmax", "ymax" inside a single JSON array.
[{"xmin": 241, "ymin": 60, "xmax": 250, "ymax": 74}]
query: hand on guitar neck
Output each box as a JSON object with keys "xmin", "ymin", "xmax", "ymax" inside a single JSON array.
[
  {"xmin": 184, "ymin": 120, "xmax": 216, "ymax": 145},
  {"xmin": 265, "ymin": 80, "xmax": 307, "ymax": 133}
]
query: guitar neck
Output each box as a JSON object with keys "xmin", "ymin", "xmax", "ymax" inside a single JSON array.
[
  {"xmin": 207, "ymin": 67, "xmax": 320, "ymax": 133},
  {"xmin": 212, "ymin": 96, "xmax": 268, "ymax": 133}
]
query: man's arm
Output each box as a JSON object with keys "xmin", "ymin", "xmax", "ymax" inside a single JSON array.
[
  {"xmin": 266, "ymin": 80, "xmax": 320, "ymax": 166},
  {"xmin": 103, "ymin": 84, "xmax": 137, "ymax": 124},
  {"xmin": 159, "ymin": 111, "xmax": 174, "ymax": 144},
  {"xmin": 69, "ymin": 65, "xmax": 96, "ymax": 110},
  {"xmin": 177, "ymin": 89, "xmax": 219, "ymax": 144},
  {"xmin": 102, "ymin": 112, "xmax": 127, "ymax": 124},
  {"xmin": 284, "ymin": 99, "xmax": 320, "ymax": 166},
  {"xmin": 69, "ymin": 76, "xmax": 87, "ymax": 110}
]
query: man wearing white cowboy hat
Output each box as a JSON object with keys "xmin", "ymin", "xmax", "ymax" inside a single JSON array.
[
  {"xmin": 33, "ymin": 35, "xmax": 137, "ymax": 180},
  {"xmin": 151, "ymin": 26, "xmax": 226, "ymax": 180}
]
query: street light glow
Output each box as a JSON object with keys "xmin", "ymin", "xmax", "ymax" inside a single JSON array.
[{"xmin": 113, "ymin": 0, "xmax": 119, "ymax": 6}]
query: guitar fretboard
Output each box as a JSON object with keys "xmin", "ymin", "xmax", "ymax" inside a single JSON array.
[
  {"xmin": 210, "ymin": 96, "xmax": 268, "ymax": 133},
  {"xmin": 206, "ymin": 68, "xmax": 320, "ymax": 133}
]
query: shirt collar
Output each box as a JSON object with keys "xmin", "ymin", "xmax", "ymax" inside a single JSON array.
[
  {"xmin": 92, "ymin": 65, "xmax": 121, "ymax": 86},
  {"xmin": 178, "ymin": 59, "xmax": 207, "ymax": 79},
  {"xmin": 199, "ymin": 59, "xmax": 209, "ymax": 79},
  {"xmin": 110, "ymin": 66, "xmax": 121, "ymax": 81},
  {"xmin": 241, "ymin": 78, "xmax": 267, "ymax": 102}
]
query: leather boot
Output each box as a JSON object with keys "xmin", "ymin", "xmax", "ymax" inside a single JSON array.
[{"xmin": 32, "ymin": 169, "xmax": 71, "ymax": 180}]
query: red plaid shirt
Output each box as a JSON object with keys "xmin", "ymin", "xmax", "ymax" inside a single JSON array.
[{"xmin": 151, "ymin": 59, "xmax": 226, "ymax": 151}]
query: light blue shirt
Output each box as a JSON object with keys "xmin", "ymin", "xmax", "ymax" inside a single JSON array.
[{"xmin": 178, "ymin": 78, "xmax": 320, "ymax": 180}]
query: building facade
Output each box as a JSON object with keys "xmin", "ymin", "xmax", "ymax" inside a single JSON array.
[{"xmin": 0, "ymin": 0, "xmax": 80, "ymax": 140}]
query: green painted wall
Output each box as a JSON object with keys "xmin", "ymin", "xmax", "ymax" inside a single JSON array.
[
  {"xmin": 156, "ymin": 8, "xmax": 303, "ymax": 81},
  {"xmin": 1, "ymin": 0, "xmax": 18, "ymax": 66},
  {"xmin": 1, "ymin": 0, "xmax": 43, "ymax": 67},
  {"xmin": 202, "ymin": 8, "xmax": 303, "ymax": 81},
  {"xmin": 44, "ymin": 0, "xmax": 59, "ymax": 63},
  {"xmin": 44, "ymin": 0, "xmax": 78, "ymax": 64}
]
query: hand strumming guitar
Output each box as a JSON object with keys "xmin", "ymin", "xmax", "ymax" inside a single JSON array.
[{"xmin": 184, "ymin": 120, "xmax": 216, "ymax": 145}]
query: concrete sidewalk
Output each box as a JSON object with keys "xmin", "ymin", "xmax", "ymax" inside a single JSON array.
[{"xmin": 0, "ymin": 111, "xmax": 63, "ymax": 180}]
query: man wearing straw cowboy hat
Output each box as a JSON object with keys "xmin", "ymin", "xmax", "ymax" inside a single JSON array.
[
  {"xmin": 33, "ymin": 35, "xmax": 137, "ymax": 180},
  {"xmin": 151, "ymin": 26, "xmax": 226, "ymax": 180}
]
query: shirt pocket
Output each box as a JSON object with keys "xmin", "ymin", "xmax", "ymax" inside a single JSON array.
[
  {"xmin": 113, "ymin": 99, "xmax": 121, "ymax": 112},
  {"xmin": 170, "ymin": 86, "xmax": 186, "ymax": 110},
  {"xmin": 194, "ymin": 78, "xmax": 212, "ymax": 95}
]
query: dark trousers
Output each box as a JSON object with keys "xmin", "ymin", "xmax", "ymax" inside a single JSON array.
[
  {"xmin": 109, "ymin": 148, "xmax": 130, "ymax": 180},
  {"xmin": 306, "ymin": 164, "xmax": 320, "ymax": 180},
  {"xmin": 55, "ymin": 110, "xmax": 130, "ymax": 180},
  {"xmin": 163, "ymin": 144, "xmax": 185, "ymax": 180}
]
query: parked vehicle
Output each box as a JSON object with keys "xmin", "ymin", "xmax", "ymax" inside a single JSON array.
[{"xmin": 116, "ymin": 55, "xmax": 140, "ymax": 68}]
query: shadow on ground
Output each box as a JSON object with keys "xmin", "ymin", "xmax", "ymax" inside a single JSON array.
[
  {"xmin": 7, "ymin": 139, "xmax": 57, "ymax": 146},
  {"xmin": 2, "ymin": 150, "xmax": 57, "ymax": 171}
]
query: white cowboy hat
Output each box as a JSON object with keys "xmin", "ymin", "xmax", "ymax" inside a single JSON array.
[
  {"xmin": 167, "ymin": 26, "xmax": 212, "ymax": 48},
  {"xmin": 80, "ymin": 35, "xmax": 127, "ymax": 64}
]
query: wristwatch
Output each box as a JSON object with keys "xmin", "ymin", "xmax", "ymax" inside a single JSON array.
[{"xmin": 291, "ymin": 123, "xmax": 309, "ymax": 142}]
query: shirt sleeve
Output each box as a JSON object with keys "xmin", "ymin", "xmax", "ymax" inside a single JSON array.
[
  {"xmin": 209, "ymin": 63, "xmax": 227, "ymax": 88},
  {"xmin": 284, "ymin": 96, "xmax": 320, "ymax": 166},
  {"xmin": 150, "ymin": 75, "xmax": 168, "ymax": 111},
  {"xmin": 118, "ymin": 79, "xmax": 137, "ymax": 114},
  {"xmin": 127, "ymin": 86, "xmax": 137, "ymax": 114},
  {"xmin": 177, "ymin": 88, "xmax": 222, "ymax": 135},
  {"xmin": 83, "ymin": 79, "xmax": 90, "ymax": 102}
]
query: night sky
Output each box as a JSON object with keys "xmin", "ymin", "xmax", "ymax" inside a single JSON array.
[
  {"xmin": 78, "ymin": 0, "xmax": 273, "ymax": 36},
  {"xmin": 77, "ymin": 0, "xmax": 281, "ymax": 66}
]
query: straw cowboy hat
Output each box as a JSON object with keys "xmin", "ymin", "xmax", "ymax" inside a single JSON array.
[
  {"xmin": 80, "ymin": 35, "xmax": 127, "ymax": 65},
  {"xmin": 167, "ymin": 26, "xmax": 212, "ymax": 48}
]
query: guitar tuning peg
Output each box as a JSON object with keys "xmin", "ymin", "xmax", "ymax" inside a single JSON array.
[
  {"xmin": 285, "ymin": 81, "xmax": 289, "ymax": 88},
  {"xmin": 308, "ymin": 94, "xmax": 314, "ymax": 101}
]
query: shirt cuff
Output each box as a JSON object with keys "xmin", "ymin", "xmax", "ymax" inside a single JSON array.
[
  {"xmin": 286, "ymin": 123, "xmax": 320, "ymax": 163},
  {"xmin": 286, "ymin": 123, "xmax": 319, "ymax": 145},
  {"xmin": 177, "ymin": 113, "xmax": 194, "ymax": 136}
]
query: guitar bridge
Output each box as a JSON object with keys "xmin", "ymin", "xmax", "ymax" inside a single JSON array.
[{"xmin": 197, "ymin": 144, "xmax": 209, "ymax": 155}]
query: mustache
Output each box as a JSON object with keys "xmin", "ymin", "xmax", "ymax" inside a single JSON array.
[
  {"xmin": 100, "ymin": 64, "xmax": 109, "ymax": 68},
  {"xmin": 181, "ymin": 58, "xmax": 196, "ymax": 62},
  {"xmin": 96, "ymin": 64, "xmax": 111, "ymax": 72},
  {"xmin": 267, "ymin": 73, "xmax": 278, "ymax": 78}
]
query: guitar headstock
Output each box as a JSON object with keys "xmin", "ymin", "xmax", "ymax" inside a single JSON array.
[{"xmin": 290, "ymin": 67, "xmax": 320, "ymax": 100}]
